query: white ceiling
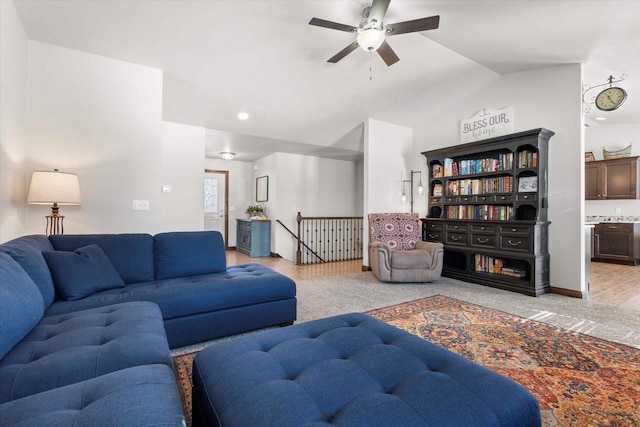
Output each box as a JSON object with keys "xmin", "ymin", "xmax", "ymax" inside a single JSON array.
[{"xmin": 13, "ymin": 0, "xmax": 640, "ymax": 162}]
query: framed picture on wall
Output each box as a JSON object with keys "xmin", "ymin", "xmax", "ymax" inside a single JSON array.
[{"xmin": 256, "ymin": 176, "xmax": 268, "ymax": 202}]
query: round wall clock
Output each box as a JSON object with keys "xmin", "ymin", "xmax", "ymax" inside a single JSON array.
[{"xmin": 595, "ymin": 86, "xmax": 627, "ymax": 111}]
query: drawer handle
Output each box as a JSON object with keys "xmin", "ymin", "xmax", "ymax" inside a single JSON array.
[
  {"xmin": 428, "ymin": 233, "xmax": 439, "ymax": 239},
  {"xmin": 500, "ymin": 196, "xmax": 507, "ymax": 200},
  {"xmin": 511, "ymin": 228, "xmax": 518, "ymax": 232},
  {"xmin": 507, "ymin": 240, "xmax": 523, "ymax": 246},
  {"xmin": 608, "ymin": 226, "xmax": 617, "ymax": 229},
  {"xmin": 476, "ymin": 238, "xmax": 489, "ymax": 243},
  {"xmin": 480, "ymin": 226, "xmax": 486, "ymax": 230},
  {"xmin": 522, "ymin": 195, "xmax": 529, "ymax": 199},
  {"xmin": 454, "ymin": 225, "xmax": 459, "ymax": 229},
  {"xmin": 451, "ymin": 235, "xmax": 461, "ymax": 241}
]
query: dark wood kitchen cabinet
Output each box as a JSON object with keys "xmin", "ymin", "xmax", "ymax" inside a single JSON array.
[
  {"xmin": 593, "ymin": 222, "xmax": 640, "ymax": 265},
  {"xmin": 586, "ymin": 157, "xmax": 640, "ymax": 200}
]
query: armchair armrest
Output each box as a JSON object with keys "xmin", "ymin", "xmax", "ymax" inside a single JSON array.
[
  {"xmin": 368, "ymin": 242, "xmax": 392, "ymax": 281},
  {"xmin": 415, "ymin": 241, "xmax": 444, "ymax": 255}
]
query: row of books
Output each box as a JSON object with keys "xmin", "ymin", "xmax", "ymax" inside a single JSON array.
[
  {"xmin": 438, "ymin": 153, "xmax": 514, "ymax": 177},
  {"xmin": 474, "ymin": 254, "xmax": 504, "ymax": 274},
  {"xmin": 473, "ymin": 254, "xmax": 526, "ymax": 278},
  {"xmin": 445, "ymin": 176, "xmax": 514, "ymax": 196},
  {"xmin": 518, "ymin": 150, "xmax": 538, "ymax": 168},
  {"xmin": 444, "ymin": 205, "xmax": 514, "ymax": 221}
]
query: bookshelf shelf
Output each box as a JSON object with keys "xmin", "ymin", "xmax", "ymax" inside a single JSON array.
[{"xmin": 421, "ymin": 128, "xmax": 554, "ymax": 296}]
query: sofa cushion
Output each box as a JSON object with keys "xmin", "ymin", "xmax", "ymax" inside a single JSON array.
[
  {"xmin": 391, "ymin": 250, "xmax": 432, "ymax": 269},
  {"xmin": 44, "ymin": 263, "xmax": 295, "ymax": 320},
  {"xmin": 154, "ymin": 231, "xmax": 226, "ymax": 280},
  {"xmin": 49, "ymin": 234, "xmax": 154, "ymax": 284},
  {"xmin": 0, "ymin": 235, "xmax": 56, "ymax": 307},
  {"xmin": 0, "ymin": 364, "xmax": 186, "ymax": 427},
  {"xmin": 0, "ymin": 301, "xmax": 171, "ymax": 402},
  {"xmin": 0, "ymin": 253, "xmax": 44, "ymax": 360},
  {"xmin": 43, "ymin": 244, "xmax": 125, "ymax": 301}
]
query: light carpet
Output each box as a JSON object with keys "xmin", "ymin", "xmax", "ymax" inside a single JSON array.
[{"xmin": 172, "ymin": 272, "xmax": 640, "ymax": 356}]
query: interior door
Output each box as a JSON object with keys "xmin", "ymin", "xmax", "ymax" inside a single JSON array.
[{"xmin": 203, "ymin": 170, "xmax": 229, "ymax": 247}]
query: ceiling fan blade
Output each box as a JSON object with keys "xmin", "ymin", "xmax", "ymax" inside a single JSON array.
[
  {"xmin": 385, "ymin": 15, "xmax": 440, "ymax": 36},
  {"xmin": 309, "ymin": 17, "xmax": 357, "ymax": 33},
  {"xmin": 328, "ymin": 41, "xmax": 360, "ymax": 63},
  {"xmin": 377, "ymin": 40, "xmax": 399, "ymax": 66},
  {"xmin": 369, "ymin": 0, "xmax": 391, "ymax": 26}
]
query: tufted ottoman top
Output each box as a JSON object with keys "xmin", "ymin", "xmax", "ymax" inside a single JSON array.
[{"xmin": 192, "ymin": 313, "xmax": 541, "ymax": 427}]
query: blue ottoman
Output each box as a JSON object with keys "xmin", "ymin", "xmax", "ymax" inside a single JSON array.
[{"xmin": 192, "ymin": 313, "xmax": 541, "ymax": 427}]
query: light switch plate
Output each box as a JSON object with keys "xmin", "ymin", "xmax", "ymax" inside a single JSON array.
[{"xmin": 132, "ymin": 200, "xmax": 149, "ymax": 211}]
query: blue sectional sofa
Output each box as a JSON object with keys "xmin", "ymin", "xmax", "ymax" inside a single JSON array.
[{"xmin": 0, "ymin": 231, "xmax": 297, "ymax": 426}]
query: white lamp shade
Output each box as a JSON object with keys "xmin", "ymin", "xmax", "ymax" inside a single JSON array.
[
  {"xmin": 357, "ymin": 29, "xmax": 385, "ymax": 51},
  {"xmin": 28, "ymin": 170, "xmax": 81, "ymax": 205}
]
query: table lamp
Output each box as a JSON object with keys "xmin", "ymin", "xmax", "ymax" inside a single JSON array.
[{"xmin": 27, "ymin": 169, "xmax": 81, "ymax": 235}]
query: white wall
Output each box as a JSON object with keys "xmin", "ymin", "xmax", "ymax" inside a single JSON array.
[
  {"xmin": 0, "ymin": 1, "xmax": 29, "ymax": 242},
  {"xmin": 204, "ymin": 157, "xmax": 254, "ymax": 247},
  {"xmin": 363, "ymin": 118, "xmax": 415, "ymax": 266},
  {"xmin": 160, "ymin": 121, "xmax": 205, "ymax": 231},
  {"xmin": 585, "ymin": 124, "xmax": 640, "ymax": 217},
  {"xmin": 25, "ymin": 41, "xmax": 208, "ymax": 235},
  {"xmin": 413, "ymin": 65, "xmax": 584, "ymax": 293},
  {"xmin": 252, "ymin": 152, "xmax": 362, "ymax": 262}
]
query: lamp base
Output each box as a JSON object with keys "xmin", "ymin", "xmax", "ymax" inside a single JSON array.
[{"xmin": 46, "ymin": 209, "xmax": 64, "ymax": 236}]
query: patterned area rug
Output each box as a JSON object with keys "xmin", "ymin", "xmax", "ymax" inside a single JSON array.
[{"xmin": 173, "ymin": 295, "xmax": 640, "ymax": 427}]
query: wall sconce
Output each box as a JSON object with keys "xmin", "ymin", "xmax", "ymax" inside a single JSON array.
[
  {"xmin": 27, "ymin": 169, "xmax": 81, "ymax": 235},
  {"xmin": 401, "ymin": 170, "xmax": 424, "ymax": 213}
]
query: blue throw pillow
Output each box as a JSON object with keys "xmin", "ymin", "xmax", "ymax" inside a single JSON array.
[{"xmin": 43, "ymin": 244, "xmax": 125, "ymax": 301}]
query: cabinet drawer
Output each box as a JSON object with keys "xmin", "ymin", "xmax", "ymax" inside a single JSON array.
[
  {"xmin": 424, "ymin": 222, "xmax": 443, "ymax": 231},
  {"xmin": 446, "ymin": 232, "xmax": 467, "ymax": 245},
  {"xmin": 494, "ymin": 194, "xmax": 514, "ymax": 203},
  {"xmin": 429, "ymin": 197, "xmax": 442, "ymax": 204},
  {"xmin": 446, "ymin": 223, "xmax": 467, "ymax": 232},
  {"xmin": 458, "ymin": 195, "xmax": 474, "ymax": 203},
  {"xmin": 470, "ymin": 234, "xmax": 497, "ymax": 248},
  {"xmin": 470, "ymin": 224, "xmax": 496, "ymax": 234},
  {"xmin": 444, "ymin": 196, "xmax": 458, "ymax": 204},
  {"xmin": 500, "ymin": 236, "xmax": 530, "ymax": 252},
  {"xmin": 516, "ymin": 193, "xmax": 537, "ymax": 202},
  {"xmin": 476, "ymin": 195, "xmax": 493, "ymax": 203},
  {"xmin": 596, "ymin": 223, "xmax": 633, "ymax": 232},
  {"xmin": 500, "ymin": 225, "xmax": 530, "ymax": 235},
  {"xmin": 425, "ymin": 231, "xmax": 443, "ymax": 242}
]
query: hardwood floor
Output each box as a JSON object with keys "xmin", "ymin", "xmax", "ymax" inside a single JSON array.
[
  {"xmin": 589, "ymin": 261, "xmax": 640, "ymax": 311},
  {"xmin": 226, "ymin": 251, "xmax": 362, "ymax": 281},
  {"xmin": 227, "ymin": 251, "xmax": 640, "ymax": 311}
]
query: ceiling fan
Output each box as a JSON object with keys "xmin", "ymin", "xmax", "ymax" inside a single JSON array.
[{"xmin": 309, "ymin": 0, "xmax": 440, "ymax": 66}]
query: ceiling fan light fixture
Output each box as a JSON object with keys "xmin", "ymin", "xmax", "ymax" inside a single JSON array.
[
  {"xmin": 357, "ymin": 28, "xmax": 385, "ymax": 51},
  {"xmin": 220, "ymin": 152, "xmax": 236, "ymax": 160}
]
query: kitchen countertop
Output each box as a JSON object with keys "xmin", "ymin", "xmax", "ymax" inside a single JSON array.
[{"xmin": 586, "ymin": 216, "xmax": 640, "ymax": 223}]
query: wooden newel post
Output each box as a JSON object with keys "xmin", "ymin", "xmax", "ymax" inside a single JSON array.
[{"xmin": 296, "ymin": 212, "xmax": 302, "ymax": 265}]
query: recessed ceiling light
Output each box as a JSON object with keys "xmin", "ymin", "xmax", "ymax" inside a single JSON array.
[
  {"xmin": 595, "ymin": 117, "xmax": 607, "ymax": 121},
  {"xmin": 220, "ymin": 152, "xmax": 236, "ymax": 160},
  {"xmin": 237, "ymin": 112, "xmax": 249, "ymax": 120}
]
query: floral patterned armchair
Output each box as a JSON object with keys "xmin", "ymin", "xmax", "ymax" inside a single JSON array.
[{"xmin": 368, "ymin": 212, "xmax": 444, "ymax": 282}]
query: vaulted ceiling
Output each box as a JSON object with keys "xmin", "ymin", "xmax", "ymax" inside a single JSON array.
[{"xmin": 14, "ymin": 0, "xmax": 640, "ymax": 161}]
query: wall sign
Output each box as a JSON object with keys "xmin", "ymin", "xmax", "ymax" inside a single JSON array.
[{"xmin": 460, "ymin": 107, "xmax": 513, "ymax": 143}]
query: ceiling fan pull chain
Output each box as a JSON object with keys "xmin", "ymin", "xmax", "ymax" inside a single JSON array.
[{"xmin": 369, "ymin": 51, "xmax": 373, "ymax": 81}]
